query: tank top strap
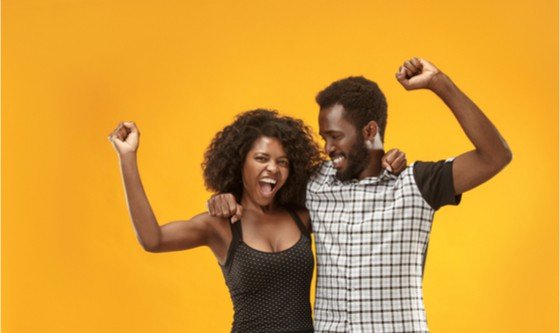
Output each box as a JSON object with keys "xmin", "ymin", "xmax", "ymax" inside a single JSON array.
[
  {"xmin": 234, "ymin": 218, "xmax": 244, "ymax": 240},
  {"xmin": 223, "ymin": 220, "xmax": 242, "ymax": 272},
  {"xmin": 287, "ymin": 209, "xmax": 311, "ymax": 238}
]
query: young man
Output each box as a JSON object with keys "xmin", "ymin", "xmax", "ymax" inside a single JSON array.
[{"xmin": 208, "ymin": 58, "xmax": 512, "ymax": 332}]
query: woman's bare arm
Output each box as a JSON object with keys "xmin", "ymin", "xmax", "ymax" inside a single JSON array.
[{"xmin": 109, "ymin": 121, "xmax": 216, "ymax": 253}]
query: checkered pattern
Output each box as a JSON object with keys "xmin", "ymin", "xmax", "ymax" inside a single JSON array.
[{"xmin": 307, "ymin": 162, "xmax": 436, "ymax": 333}]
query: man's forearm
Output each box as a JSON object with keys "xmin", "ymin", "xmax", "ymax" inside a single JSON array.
[{"xmin": 430, "ymin": 73, "xmax": 512, "ymax": 167}]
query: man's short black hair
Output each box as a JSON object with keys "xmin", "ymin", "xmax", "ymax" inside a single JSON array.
[{"xmin": 316, "ymin": 76, "xmax": 388, "ymax": 140}]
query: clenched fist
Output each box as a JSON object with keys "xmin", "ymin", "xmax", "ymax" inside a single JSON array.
[
  {"xmin": 395, "ymin": 57, "xmax": 443, "ymax": 91},
  {"xmin": 108, "ymin": 121, "xmax": 140, "ymax": 157}
]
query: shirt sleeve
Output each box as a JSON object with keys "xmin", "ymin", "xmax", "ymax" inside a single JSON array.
[{"xmin": 413, "ymin": 159, "xmax": 462, "ymax": 210}]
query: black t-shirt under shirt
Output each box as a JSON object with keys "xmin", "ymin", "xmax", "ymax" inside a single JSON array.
[{"xmin": 413, "ymin": 159, "xmax": 462, "ymax": 210}]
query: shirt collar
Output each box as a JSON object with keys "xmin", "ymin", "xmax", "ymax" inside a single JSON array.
[{"xmin": 326, "ymin": 163, "xmax": 397, "ymax": 186}]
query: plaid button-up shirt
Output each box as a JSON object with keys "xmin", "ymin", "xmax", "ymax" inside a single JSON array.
[{"xmin": 307, "ymin": 160, "xmax": 460, "ymax": 333}]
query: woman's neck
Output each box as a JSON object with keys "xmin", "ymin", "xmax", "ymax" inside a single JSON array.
[{"xmin": 240, "ymin": 195, "xmax": 281, "ymax": 215}]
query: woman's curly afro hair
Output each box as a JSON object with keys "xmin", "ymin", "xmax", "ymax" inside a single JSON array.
[{"xmin": 202, "ymin": 109, "xmax": 323, "ymax": 209}]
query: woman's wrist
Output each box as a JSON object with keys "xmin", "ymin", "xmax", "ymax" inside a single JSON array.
[{"xmin": 119, "ymin": 151, "xmax": 138, "ymax": 164}]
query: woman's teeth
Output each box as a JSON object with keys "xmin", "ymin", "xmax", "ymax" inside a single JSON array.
[
  {"xmin": 259, "ymin": 178, "xmax": 277, "ymax": 196},
  {"xmin": 260, "ymin": 178, "xmax": 277, "ymax": 184}
]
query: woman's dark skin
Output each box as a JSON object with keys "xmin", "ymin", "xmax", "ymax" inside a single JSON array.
[
  {"xmin": 109, "ymin": 122, "xmax": 311, "ymax": 263},
  {"xmin": 108, "ymin": 120, "xmax": 407, "ymax": 261}
]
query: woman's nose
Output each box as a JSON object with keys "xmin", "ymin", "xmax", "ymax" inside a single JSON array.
[{"xmin": 266, "ymin": 162, "xmax": 278, "ymax": 172}]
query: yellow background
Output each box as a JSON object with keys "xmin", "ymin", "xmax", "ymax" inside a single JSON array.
[{"xmin": 2, "ymin": 0, "xmax": 558, "ymax": 332}]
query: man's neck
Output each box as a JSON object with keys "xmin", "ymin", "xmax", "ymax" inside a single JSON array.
[{"xmin": 357, "ymin": 150, "xmax": 385, "ymax": 180}]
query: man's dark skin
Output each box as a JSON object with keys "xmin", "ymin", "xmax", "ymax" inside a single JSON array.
[
  {"xmin": 207, "ymin": 149, "xmax": 406, "ymax": 222},
  {"xmin": 208, "ymin": 57, "xmax": 512, "ymax": 219}
]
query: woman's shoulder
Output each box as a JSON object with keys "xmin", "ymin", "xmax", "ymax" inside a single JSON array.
[
  {"xmin": 189, "ymin": 212, "xmax": 231, "ymax": 233},
  {"xmin": 291, "ymin": 208, "xmax": 311, "ymax": 232}
]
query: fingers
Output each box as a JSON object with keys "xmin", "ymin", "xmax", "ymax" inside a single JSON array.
[
  {"xmin": 382, "ymin": 163, "xmax": 393, "ymax": 173},
  {"xmin": 396, "ymin": 65, "xmax": 408, "ymax": 80},
  {"xmin": 410, "ymin": 57, "xmax": 422, "ymax": 68},
  {"xmin": 220, "ymin": 194, "xmax": 237, "ymax": 218},
  {"xmin": 122, "ymin": 121, "xmax": 140, "ymax": 135},
  {"xmin": 108, "ymin": 123, "xmax": 119, "ymax": 141},
  {"xmin": 390, "ymin": 152, "xmax": 407, "ymax": 174},
  {"xmin": 395, "ymin": 56, "xmax": 423, "ymax": 86},
  {"xmin": 382, "ymin": 149, "xmax": 399, "ymax": 164},
  {"xmin": 225, "ymin": 194, "xmax": 237, "ymax": 217},
  {"xmin": 402, "ymin": 57, "xmax": 422, "ymax": 78},
  {"xmin": 382, "ymin": 149, "xmax": 408, "ymax": 174},
  {"xmin": 108, "ymin": 121, "xmax": 136, "ymax": 142},
  {"xmin": 381, "ymin": 149, "xmax": 399, "ymax": 172},
  {"xmin": 395, "ymin": 66, "xmax": 409, "ymax": 87},
  {"xmin": 206, "ymin": 196, "xmax": 216, "ymax": 216},
  {"xmin": 207, "ymin": 194, "xmax": 224, "ymax": 217},
  {"xmin": 216, "ymin": 195, "xmax": 228, "ymax": 217},
  {"xmin": 207, "ymin": 194, "xmax": 240, "ymax": 219},
  {"xmin": 231, "ymin": 205, "xmax": 244, "ymax": 224},
  {"xmin": 108, "ymin": 126, "xmax": 123, "ymax": 143}
]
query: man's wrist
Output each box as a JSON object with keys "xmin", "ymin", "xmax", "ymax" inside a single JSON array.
[{"xmin": 428, "ymin": 72, "xmax": 454, "ymax": 96}]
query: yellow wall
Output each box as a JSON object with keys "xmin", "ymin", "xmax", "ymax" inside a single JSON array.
[{"xmin": 2, "ymin": 0, "xmax": 558, "ymax": 332}]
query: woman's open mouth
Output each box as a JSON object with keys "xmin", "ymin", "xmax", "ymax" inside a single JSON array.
[{"xmin": 258, "ymin": 177, "xmax": 278, "ymax": 197}]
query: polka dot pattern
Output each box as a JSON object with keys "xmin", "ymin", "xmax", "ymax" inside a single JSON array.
[{"xmin": 220, "ymin": 211, "xmax": 314, "ymax": 333}]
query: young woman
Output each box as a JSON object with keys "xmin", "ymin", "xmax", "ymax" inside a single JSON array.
[{"xmin": 108, "ymin": 109, "xmax": 404, "ymax": 333}]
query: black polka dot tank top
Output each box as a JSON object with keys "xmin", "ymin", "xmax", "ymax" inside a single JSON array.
[{"xmin": 220, "ymin": 209, "xmax": 314, "ymax": 333}]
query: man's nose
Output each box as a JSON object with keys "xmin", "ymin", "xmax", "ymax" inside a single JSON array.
[{"xmin": 324, "ymin": 141, "xmax": 335, "ymax": 155}]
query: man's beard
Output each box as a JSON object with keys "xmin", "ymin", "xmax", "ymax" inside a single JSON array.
[{"xmin": 335, "ymin": 137, "xmax": 370, "ymax": 182}]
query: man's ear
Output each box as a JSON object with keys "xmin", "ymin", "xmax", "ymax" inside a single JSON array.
[
  {"xmin": 362, "ymin": 121, "xmax": 384, "ymax": 150},
  {"xmin": 362, "ymin": 121, "xmax": 378, "ymax": 141}
]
